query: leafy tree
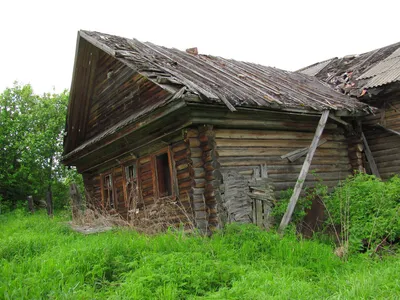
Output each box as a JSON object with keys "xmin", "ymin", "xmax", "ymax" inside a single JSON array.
[{"xmin": 0, "ymin": 83, "xmax": 80, "ymax": 212}]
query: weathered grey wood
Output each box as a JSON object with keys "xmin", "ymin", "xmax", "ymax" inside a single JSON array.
[
  {"xmin": 70, "ymin": 183, "xmax": 83, "ymax": 220},
  {"xmin": 361, "ymin": 132, "xmax": 381, "ymax": 178},
  {"xmin": 328, "ymin": 113, "xmax": 350, "ymax": 127},
  {"xmin": 256, "ymin": 200, "xmax": 263, "ymax": 227},
  {"xmin": 376, "ymin": 124, "xmax": 400, "ymax": 137},
  {"xmin": 281, "ymin": 138, "xmax": 327, "ymax": 162},
  {"xmin": 278, "ymin": 110, "xmax": 330, "ymax": 233},
  {"xmin": 27, "ymin": 196, "xmax": 34, "ymax": 213}
]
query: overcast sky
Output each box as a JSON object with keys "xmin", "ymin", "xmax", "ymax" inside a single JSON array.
[{"xmin": 1, "ymin": 0, "xmax": 398, "ymax": 94}]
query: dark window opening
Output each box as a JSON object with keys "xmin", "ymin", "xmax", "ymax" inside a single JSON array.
[
  {"xmin": 156, "ymin": 153, "xmax": 172, "ymax": 197},
  {"xmin": 104, "ymin": 174, "xmax": 114, "ymax": 209}
]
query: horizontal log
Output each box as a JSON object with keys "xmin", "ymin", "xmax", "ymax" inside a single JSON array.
[
  {"xmin": 177, "ymin": 171, "xmax": 191, "ymax": 181},
  {"xmin": 200, "ymin": 142, "xmax": 213, "ymax": 152},
  {"xmin": 178, "ymin": 180, "xmax": 193, "ymax": 189},
  {"xmin": 176, "ymin": 163, "xmax": 189, "ymax": 171},
  {"xmin": 188, "ymin": 138, "xmax": 201, "ymax": 148},
  {"xmin": 219, "ymin": 156, "xmax": 350, "ymax": 166},
  {"xmin": 194, "ymin": 178, "xmax": 206, "ymax": 188},
  {"xmin": 185, "ymin": 128, "xmax": 199, "ymax": 138},
  {"xmin": 203, "ymin": 149, "xmax": 218, "ymax": 163},
  {"xmin": 269, "ymin": 171, "xmax": 349, "ymax": 182},
  {"xmin": 216, "ymin": 139, "xmax": 345, "ymax": 149},
  {"xmin": 171, "ymin": 141, "xmax": 187, "ymax": 153},
  {"xmin": 205, "ymin": 170, "xmax": 222, "ymax": 181},
  {"xmin": 139, "ymin": 156, "xmax": 151, "ymax": 164},
  {"xmin": 190, "ymin": 158, "xmax": 204, "ymax": 168},
  {"xmin": 193, "ymin": 188, "xmax": 205, "ymax": 195},
  {"xmin": 214, "ymin": 129, "xmax": 343, "ymax": 140},
  {"xmin": 199, "ymin": 133, "xmax": 210, "ymax": 143},
  {"xmin": 194, "ymin": 168, "xmax": 205, "ymax": 178},
  {"xmin": 191, "ymin": 116, "xmax": 338, "ymax": 131},
  {"xmin": 369, "ymin": 141, "xmax": 400, "ymax": 152},
  {"xmin": 217, "ymin": 148, "xmax": 348, "ymax": 157},
  {"xmin": 194, "ymin": 211, "xmax": 208, "ymax": 219},
  {"xmin": 193, "ymin": 193, "xmax": 205, "ymax": 202},
  {"xmin": 190, "ymin": 148, "xmax": 202, "ymax": 158},
  {"xmin": 173, "ymin": 148, "xmax": 190, "ymax": 162},
  {"xmin": 204, "ymin": 161, "xmax": 221, "ymax": 171},
  {"xmin": 378, "ymin": 165, "xmax": 400, "ymax": 174}
]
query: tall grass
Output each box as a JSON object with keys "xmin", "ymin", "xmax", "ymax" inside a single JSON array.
[{"xmin": 1, "ymin": 210, "xmax": 399, "ymax": 299}]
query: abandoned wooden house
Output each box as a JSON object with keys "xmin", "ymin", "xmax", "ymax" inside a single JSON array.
[
  {"xmin": 62, "ymin": 30, "xmax": 372, "ymax": 232},
  {"xmin": 299, "ymin": 41, "xmax": 400, "ymax": 180}
]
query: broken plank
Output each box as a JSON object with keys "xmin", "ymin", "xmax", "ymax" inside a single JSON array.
[{"xmin": 281, "ymin": 138, "xmax": 328, "ymax": 162}]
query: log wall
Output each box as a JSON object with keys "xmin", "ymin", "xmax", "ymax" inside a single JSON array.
[
  {"xmin": 214, "ymin": 124, "xmax": 352, "ymax": 197},
  {"xmin": 81, "ymin": 133, "xmax": 195, "ymax": 227},
  {"xmin": 363, "ymin": 96, "xmax": 400, "ymax": 179}
]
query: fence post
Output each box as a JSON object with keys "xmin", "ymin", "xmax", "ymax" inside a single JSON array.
[{"xmin": 27, "ymin": 195, "xmax": 34, "ymax": 213}]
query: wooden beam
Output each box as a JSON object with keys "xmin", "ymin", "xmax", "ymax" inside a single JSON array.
[
  {"xmin": 278, "ymin": 110, "xmax": 330, "ymax": 233},
  {"xmin": 376, "ymin": 124, "xmax": 400, "ymax": 137},
  {"xmin": 281, "ymin": 138, "xmax": 327, "ymax": 162},
  {"xmin": 328, "ymin": 113, "xmax": 350, "ymax": 127},
  {"xmin": 361, "ymin": 132, "xmax": 381, "ymax": 178}
]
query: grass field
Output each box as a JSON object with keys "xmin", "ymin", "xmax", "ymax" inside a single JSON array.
[{"xmin": 1, "ymin": 210, "xmax": 399, "ymax": 299}]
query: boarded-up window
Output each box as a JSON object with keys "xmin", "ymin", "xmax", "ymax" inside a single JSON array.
[
  {"xmin": 103, "ymin": 174, "xmax": 114, "ymax": 209},
  {"xmin": 156, "ymin": 153, "xmax": 172, "ymax": 197}
]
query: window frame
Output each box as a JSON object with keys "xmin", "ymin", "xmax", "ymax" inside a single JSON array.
[
  {"xmin": 101, "ymin": 172, "xmax": 115, "ymax": 210},
  {"xmin": 122, "ymin": 160, "xmax": 138, "ymax": 207},
  {"xmin": 152, "ymin": 147, "xmax": 175, "ymax": 199}
]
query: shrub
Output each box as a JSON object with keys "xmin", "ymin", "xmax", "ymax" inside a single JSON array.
[{"xmin": 323, "ymin": 173, "xmax": 400, "ymax": 254}]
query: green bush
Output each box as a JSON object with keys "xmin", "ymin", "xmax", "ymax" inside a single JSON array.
[
  {"xmin": 324, "ymin": 173, "xmax": 400, "ymax": 253},
  {"xmin": 272, "ymin": 188, "xmax": 313, "ymax": 230}
]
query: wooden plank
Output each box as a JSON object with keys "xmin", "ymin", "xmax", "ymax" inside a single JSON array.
[
  {"xmin": 376, "ymin": 124, "xmax": 400, "ymax": 137},
  {"xmin": 281, "ymin": 138, "xmax": 327, "ymax": 162},
  {"xmin": 278, "ymin": 110, "xmax": 329, "ymax": 233},
  {"xmin": 256, "ymin": 200, "xmax": 263, "ymax": 227},
  {"xmin": 361, "ymin": 132, "xmax": 381, "ymax": 178}
]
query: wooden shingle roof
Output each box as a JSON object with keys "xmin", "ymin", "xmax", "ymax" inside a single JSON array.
[{"xmin": 81, "ymin": 30, "xmax": 370, "ymax": 114}]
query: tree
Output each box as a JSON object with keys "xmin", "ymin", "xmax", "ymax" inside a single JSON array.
[{"xmin": 0, "ymin": 83, "xmax": 78, "ymax": 212}]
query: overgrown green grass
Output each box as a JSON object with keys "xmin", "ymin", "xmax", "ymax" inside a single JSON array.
[{"xmin": 1, "ymin": 210, "xmax": 399, "ymax": 299}]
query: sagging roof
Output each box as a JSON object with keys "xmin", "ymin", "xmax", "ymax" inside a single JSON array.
[
  {"xmin": 298, "ymin": 41, "xmax": 400, "ymax": 97},
  {"xmin": 80, "ymin": 30, "xmax": 369, "ymax": 113}
]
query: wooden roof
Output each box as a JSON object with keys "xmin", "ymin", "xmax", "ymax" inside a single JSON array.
[
  {"xmin": 298, "ymin": 41, "xmax": 400, "ymax": 97},
  {"xmin": 64, "ymin": 30, "xmax": 373, "ymax": 160},
  {"xmin": 80, "ymin": 30, "xmax": 369, "ymax": 113}
]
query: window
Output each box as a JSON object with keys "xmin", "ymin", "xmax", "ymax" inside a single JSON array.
[
  {"xmin": 124, "ymin": 163, "xmax": 138, "ymax": 207},
  {"xmin": 103, "ymin": 174, "xmax": 114, "ymax": 209},
  {"xmin": 155, "ymin": 152, "xmax": 172, "ymax": 198},
  {"xmin": 125, "ymin": 164, "xmax": 137, "ymax": 181}
]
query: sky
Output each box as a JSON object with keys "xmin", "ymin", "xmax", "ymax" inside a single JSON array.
[{"xmin": 0, "ymin": 0, "xmax": 399, "ymax": 94}]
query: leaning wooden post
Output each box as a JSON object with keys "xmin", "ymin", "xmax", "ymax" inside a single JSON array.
[
  {"xmin": 278, "ymin": 110, "xmax": 330, "ymax": 233},
  {"xmin": 361, "ymin": 132, "xmax": 381, "ymax": 178},
  {"xmin": 27, "ymin": 195, "xmax": 34, "ymax": 213},
  {"xmin": 70, "ymin": 183, "xmax": 83, "ymax": 221}
]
